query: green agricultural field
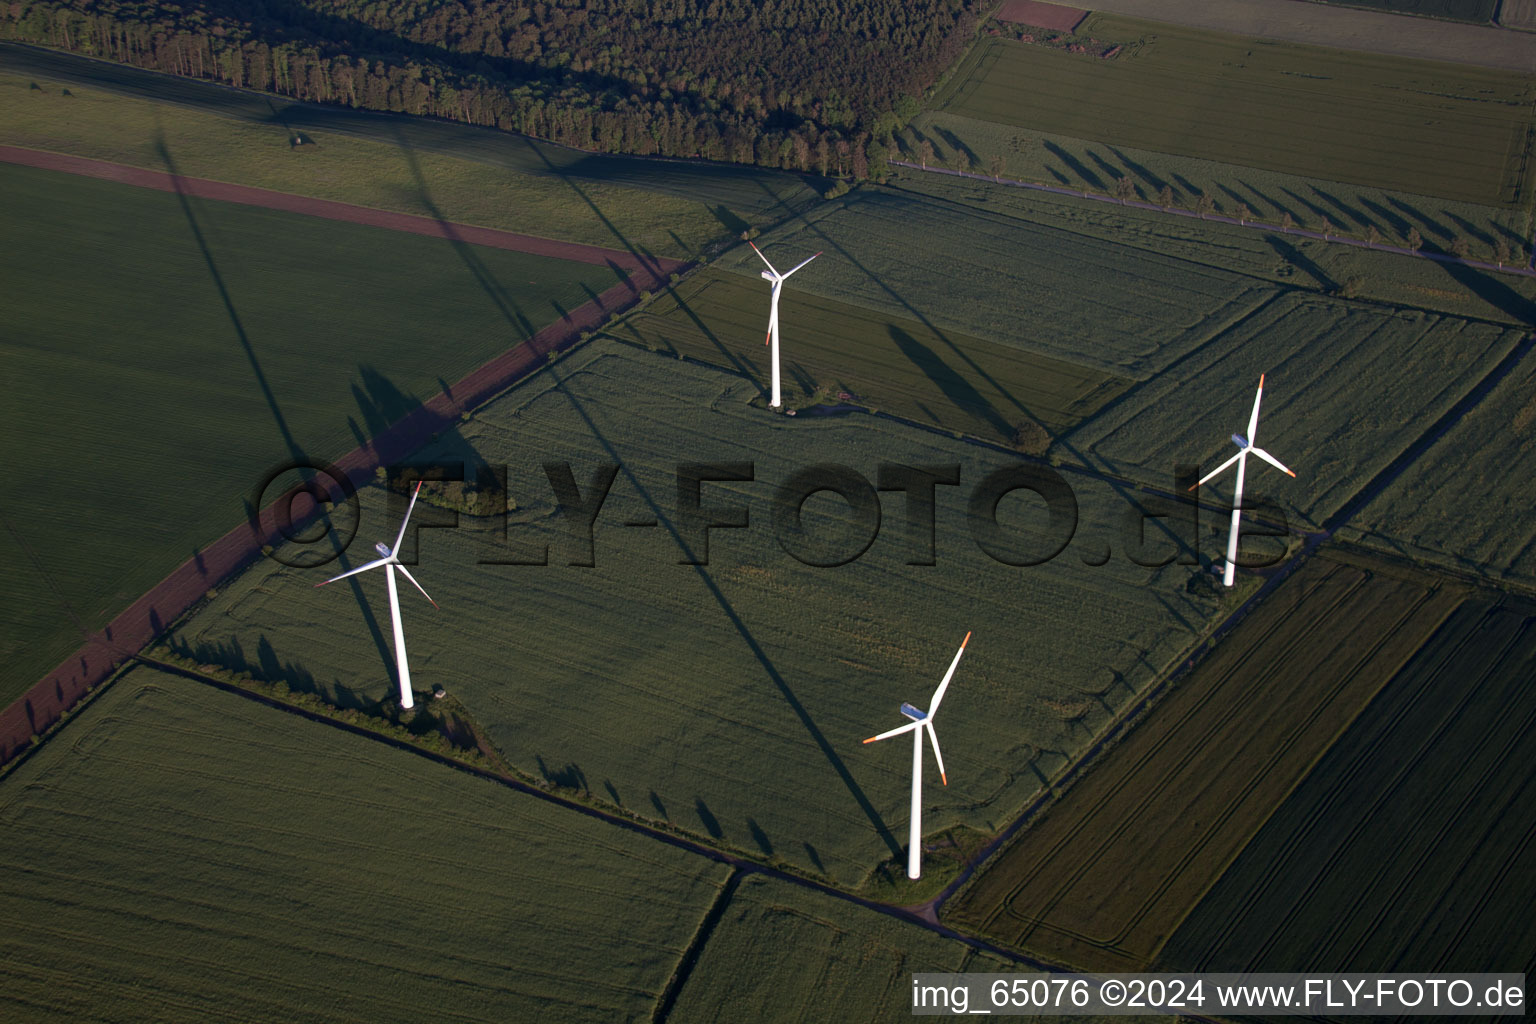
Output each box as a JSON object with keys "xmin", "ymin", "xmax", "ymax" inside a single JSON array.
[
  {"xmin": 883, "ymin": 168, "xmax": 1536, "ymax": 330},
  {"xmin": 1310, "ymin": 0, "xmax": 1497, "ymax": 21},
  {"xmin": 0, "ymin": 55, "xmax": 812, "ymax": 258},
  {"xmin": 0, "ymin": 161, "xmax": 621, "ymax": 702},
  {"xmin": 164, "ymin": 341, "xmax": 1236, "ymax": 889},
  {"xmin": 603, "ymin": 268, "xmax": 1133, "ymax": 444},
  {"xmin": 933, "ymin": 15, "xmax": 1536, "ymax": 206},
  {"xmin": 0, "ymin": 665, "xmax": 730, "ymax": 1022},
  {"xmin": 1156, "ymin": 583, "xmax": 1536, "ymax": 974},
  {"xmin": 1342, "ymin": 344, "xmax": 1536, "ymax": 588},
  {"xmin": 905, "ymin": 110, "xmax": 1535, "ymax": 263},
  {"xmin": 946, "ymin": 552, "xmax": 1465, "ymax": 971},
  {"xmin": 1061, "ymin": 292, "xmax": 1526, "ymax": 531},
  {"xmin": 728, "ymin": 183, "xmax": 1276, "ymax": 376}
]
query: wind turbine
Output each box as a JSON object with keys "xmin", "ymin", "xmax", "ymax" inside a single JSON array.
[
  {"xmin": 749, "ymin": 241, "xmax": 820, "ymax": 409},
  {"xmin": 315, "ymin": 480, "xmax": 437, "ymax": 709},
  {"xmin": 863, "ymin": 631, "xmax": 970, "ymax": 880},
  {"xmin": 1190, "ymin": 374, "xmax": 1296, "ymax": 588}
]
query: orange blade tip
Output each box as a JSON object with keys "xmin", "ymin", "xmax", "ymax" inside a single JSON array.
[
  {"xmin": 961, "ymin": 630, "xmax": 971, "ymax": 648},
  {"xmin": 941, "ymin": 773, "xmax": 948, "ymax": 786},
  {"xmin": 1259, "ymin": 372, "xmax": 1266, "ymax": 387}
]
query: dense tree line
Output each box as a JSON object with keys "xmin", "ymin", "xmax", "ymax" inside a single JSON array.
[{"xmin": 2, "ymin": 0, "xmax": 985, "ymax": 175}]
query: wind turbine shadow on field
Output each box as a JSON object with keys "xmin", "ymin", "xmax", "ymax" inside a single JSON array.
[
  {"xmin": 762, "ymin": 181, "xmax": 1201, "ymax": 568},
  {"xmin": 156, "ymin": 135, "xmax": 308, "ymax": 469},
  {"xmin": 155, "ymin": 133, "xmax": 394, "ymax": 669},
  {"xmin": 535, "ymin": 357, "xmax": 904, "ymax": 859},
  {"xmin": 390, "ymin": 134, "xmax": 901, "ymax": 858}
]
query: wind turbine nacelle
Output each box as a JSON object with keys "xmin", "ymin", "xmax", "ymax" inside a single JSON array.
[
  {"xmin": 375, "ymin": 542, "xmax": 393, "ymax": 558},
  {"xmin": 1231, "ymin": 433, "xmax": 1250, "ymax": 450},
  {"xmin": 900, "ymin": 702, "xmax": 927, "ymax": 721},
  {"xmin": 760, "ymin": 270, "xmax": 777, "ymax": 282}
]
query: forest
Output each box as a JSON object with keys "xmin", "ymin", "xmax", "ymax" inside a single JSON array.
[{"xmin": 2, "ymin": 0, "xmax": 985, "ymax": 174}]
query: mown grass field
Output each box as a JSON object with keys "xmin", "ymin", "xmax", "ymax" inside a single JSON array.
[
  {"xmin": 1342, "ymin": 345, "xmax": 1536, "ymax": 590},
  {"xmin": 730, "ymin": 183, "xmax": 1276, "ymax": 376},
  {"xmin": 933, "ymin": 15, "xmax": 1536, "ymax": 206},
  {"xmin": 1157, "ymin": 584, "xmax": 1536, "ymax": 975},
  {"xmin": 1061, "ymin": 292, "xmax": 1527, "ymax": 531},
  {"xmin": 945, "ymin": 551, "xmax": 1467, "ymax": 971},
  {"xmin": 0, "ymin": 162, "xmax": 621, "ymax": 702},
  {"xmin": 0, "ymin": 666, "xmax": 730, "ymax": 1022},
  {"xmin": 164, "ymin": 341, "xmax": 1237, "ymax": 888},
  {"xmin": 602, "ymin": 268, "xmax": 1133, "ymax": 443},
  {"xmin": 0, "ymin": 61, "xmax": 806, "ymax": 260}
]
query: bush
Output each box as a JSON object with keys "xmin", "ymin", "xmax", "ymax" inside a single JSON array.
[{"xmin": 1011, "ymin": 421, "xmax": 1051, "ymax": 456}]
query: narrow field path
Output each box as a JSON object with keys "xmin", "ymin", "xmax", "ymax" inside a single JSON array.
[
  {"xmin": 0, "ymin": 145, "xmax": 687, "ymax": 279},
  {"xmin": 1083, "ymin": 0, "xmax": 1535, "ymax": 72}
]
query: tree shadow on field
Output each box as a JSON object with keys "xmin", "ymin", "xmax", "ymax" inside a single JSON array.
[
  {"xmin": 1043, "ymin": 140, "xmax": 1105, "ymax": 191},
  {"xmin": 1384, "ymin": 196, "xmax": 1453, "ymax": 242},
  {"xmin": 1239, "ymin": 180, "xmax": 1299, "ymax": 223},
  {"xmin": 163, "ymin": 632, "xmax": 375, "ymax": 710},
  {"xmin": 1439, "ymin": 260, "xmax": 1536, "ymax": 325},
  {"xmin": 536, "ymin": 755, "xmax": 588, "ymax": 791},
  {"xmin": 1266, "ymin": 235, "xmax": 1338, "ymax": 292},
  {"xmin": 747, "ymin": 817, "xmax": 774, "ymax": 856},
  {"xmin": 1110, "ymin": 147, "xmax": 1168, "ymax": 193},
  {"xmin": 1085, "ymin": 149, "xmax": 1124, "ymax": 186},
  {"xmin": 695, "ymin": 797, "xmax": 724, "ymax": 839}
]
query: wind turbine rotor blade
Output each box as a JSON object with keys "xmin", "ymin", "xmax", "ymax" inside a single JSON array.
[
  {"xmin": 1249, "ymin": 446, "xmax": 1296, "ymax": 478},
  {"xmin": 927, "ymin": 631, "xmax": 971, "ymax": 717},
  {"xmin": 392, "ymin": 479, "xmax": 424, "ymax": 556},
  {"xmin": 782, "ymin": 251, "xmax": 822, "ymax": 278},
  {"xmin": 766, "ymin": 301, "xmax": 778, "ymax": 346},
  {"xmin": 863, "ymin": 720, "xmax": 922, "ymax": 744},
  {"xmin": 1191, "ymin": 450, "xmax": 1245, "ymax": 490},
  {"xmin": 1247, "ymin": 373, "xmax": 1265, "ymax": 442},
  {"xmin": 395, "ymin": 565, "xmax": 438, "ymax": 608},
  {"xmin": 925, "ymin": 721, "xmax": 947, "ymax": 785},
  {"xmin": 314, "ymin": 554, "xmax": 391, "ymax": 587},
  {"xmin": 748, "ymin": 240, "xmax": 780, "ymax": 277}
]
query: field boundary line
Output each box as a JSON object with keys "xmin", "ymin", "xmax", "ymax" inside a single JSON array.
[
  {"xmin": 0, "ymin": 144, "xmax": 687, "ymax": 279},
  {"xmin": 891, "ymin": 161, "xmax": 1536, "ymax": 279},
  {"xmin": 651, "ymin": 869, "xmax": 743, "ymax": 1023}
]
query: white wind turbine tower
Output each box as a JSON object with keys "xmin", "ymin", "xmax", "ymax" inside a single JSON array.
[
  {"xmin": 863, "ymin": 632, "xmax": 970, "ymax": 880},
  {"xmin": 316, "ymin": 480, "xmax": 438, "ymax": 709},
  {"xmin": 1191, "ymin": 374, "xmax": 1296, "ymax": 588},
  {"xmin": 749, "ymin": 240, "xmax": 821, "ymax": 409}
]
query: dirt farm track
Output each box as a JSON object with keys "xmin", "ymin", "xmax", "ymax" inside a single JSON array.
[{"xmin": 0, "ymin": 145, "xmax": 687, "ymax": 766}]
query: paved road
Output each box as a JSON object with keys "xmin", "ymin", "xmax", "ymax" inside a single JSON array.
[{"xmin": 1083, "ymin": 0, "xmax": 1536, "ymax": 72}]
